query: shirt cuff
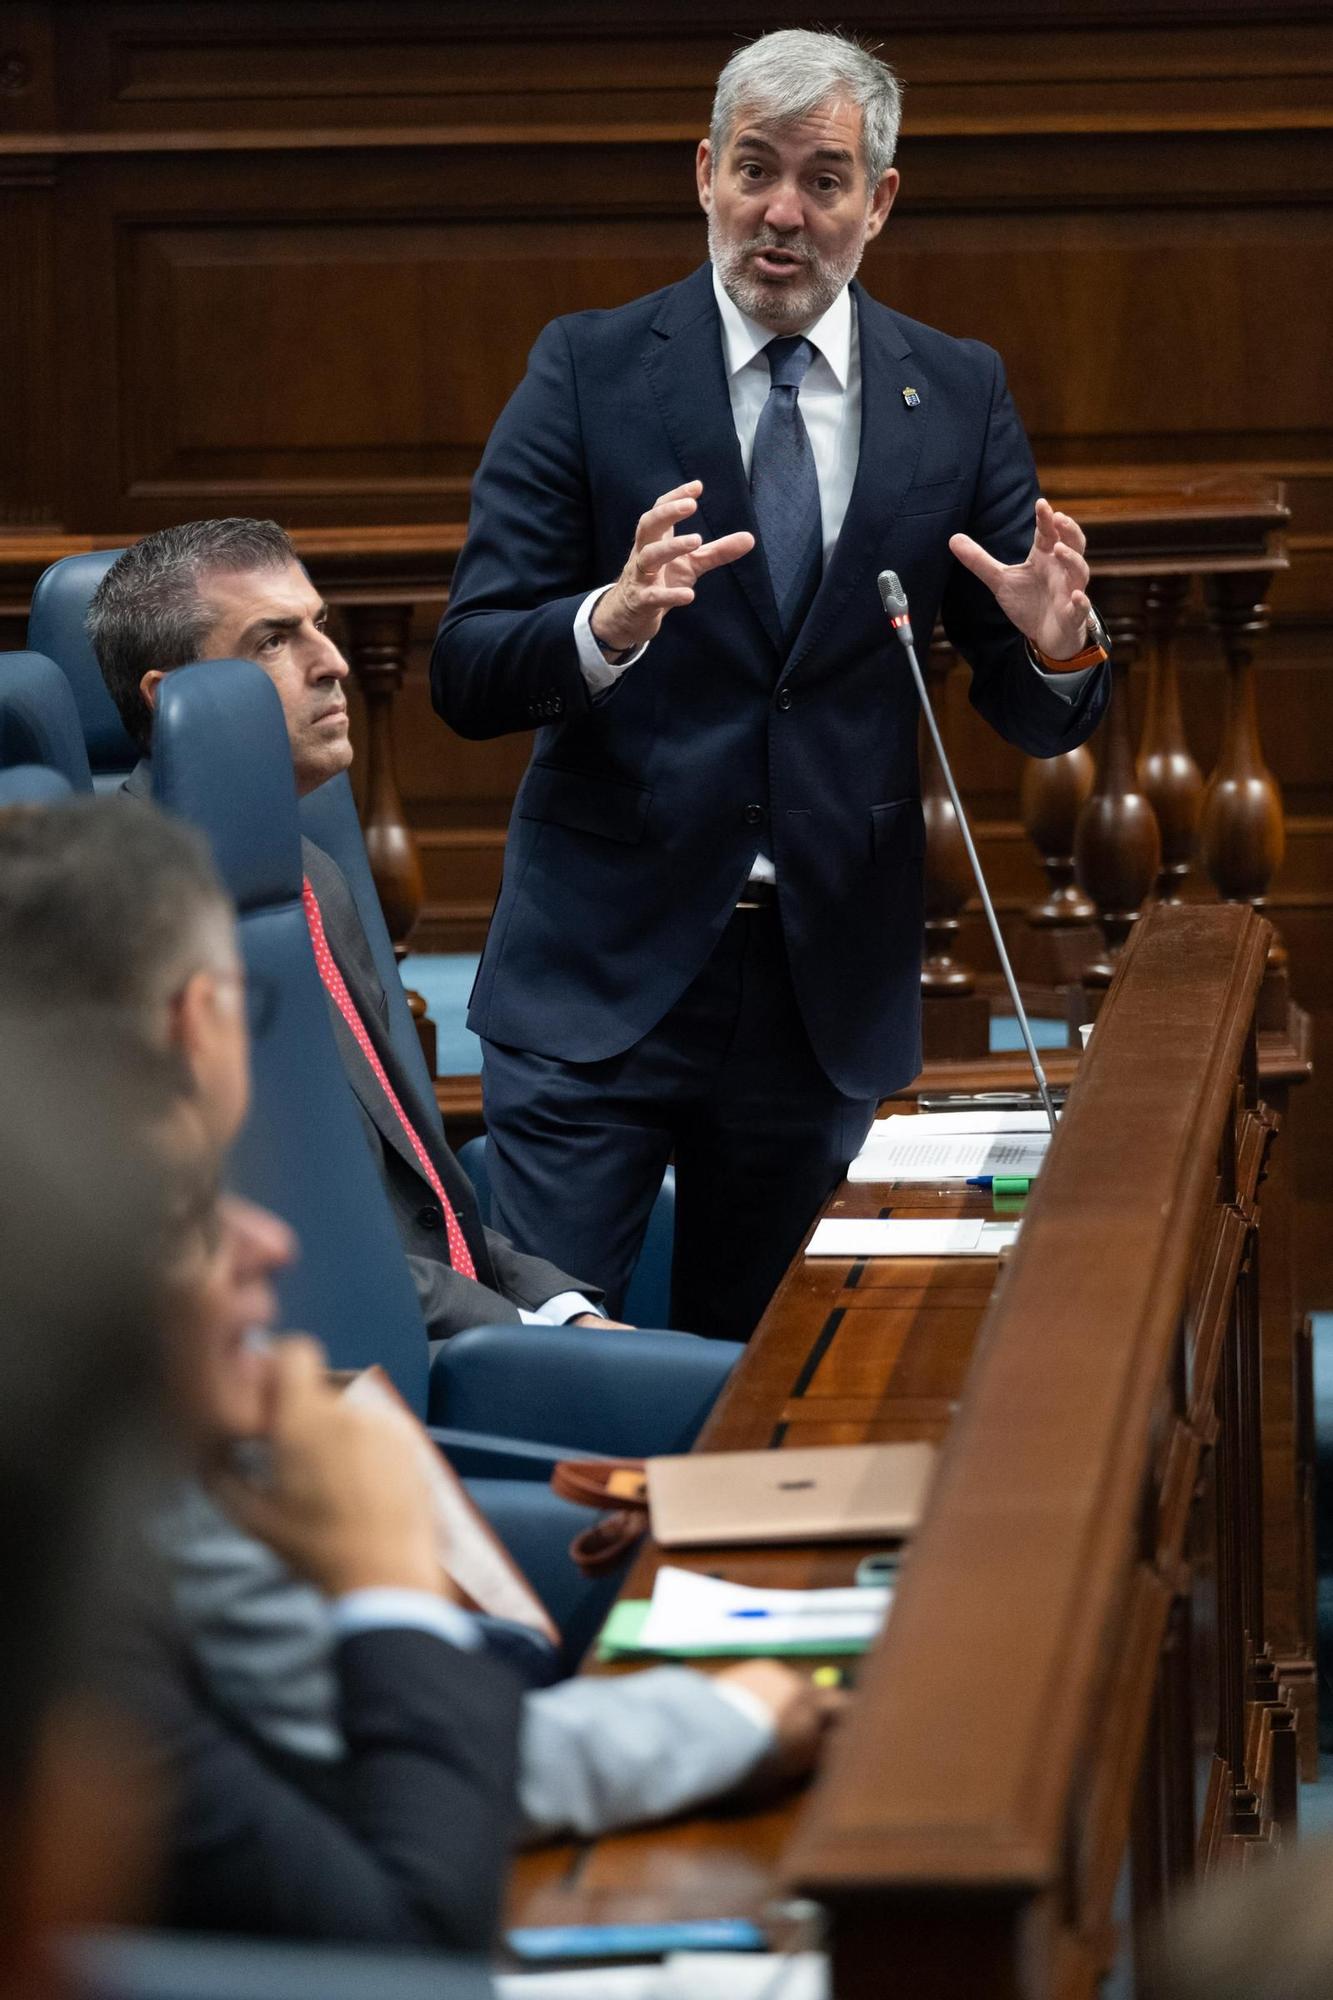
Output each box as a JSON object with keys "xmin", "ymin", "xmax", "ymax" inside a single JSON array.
[
  {"xmin": 523, "ymin": 1291, "xmax": 602, "ymax": 1326},
  {"xmin": 330, "ymin": 1588, "xmax": 481, "ymax": 1651},
  {"xmin": 574, "ymin": 586, "xmax": 649, "ymax": 695},
  {"xmin": 1024, "ymin": 644, "xmax": 1097, "ymax": 702},
  {"xmin": 707, "ymin": 1677, "xmax": 779, "ymax": 1745}
]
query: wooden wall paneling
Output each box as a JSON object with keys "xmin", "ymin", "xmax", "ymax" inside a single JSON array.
[
  {"xmin": 0, "ymin": 156, "xmax": 59, "ymax": 527},
  {"xmin": 0, "ymin": 6, "xmax": 60, "ymax": 529},
  {"xmin": 41, "ymin": 143, "xmax": 713, "ymax": 530}
]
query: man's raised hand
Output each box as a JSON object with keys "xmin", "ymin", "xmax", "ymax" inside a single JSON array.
[
  {"xmin": 948, "ymin": 497, "xmax": 1093, "ymax": 665},
  {"xmin": 590, "ymin": 480, "xmax": 754, "ymax": 656}
]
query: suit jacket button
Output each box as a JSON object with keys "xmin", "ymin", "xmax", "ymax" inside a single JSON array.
[
  {"xmin": 551, "ymin": 694, "xmax": 564, "ymax": 715},
  {"xmin": 744, "ymin": 803, "xmax": 765, "ymax": 826},
  {"xmin": 776, "ymin": 687, "xmax": 792, "ymax": 711},
  {"xmin": 417, "ymin": 1205, "xmax": 442, "ymax": 1231}
]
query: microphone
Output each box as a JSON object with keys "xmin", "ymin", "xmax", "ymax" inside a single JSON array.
[{"xmin": 878, "ymin": 570, "xmax": 1058, "ymax": 1135}]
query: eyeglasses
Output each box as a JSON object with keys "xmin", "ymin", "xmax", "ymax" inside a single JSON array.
[
  {"xmin": 243, "ymin": 970, "xmax": 279, "ymax": 1038},
  {"xmin": 211, "ymin": 967, "xmax": 279, "ymax": 1039}
]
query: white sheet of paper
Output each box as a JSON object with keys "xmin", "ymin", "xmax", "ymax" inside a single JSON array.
[
  {"xmin": 847, "ymin": 1133, "xmax": 1050, "ymax": 1183},
  {"xmin": 344, "ymin": 1370, "xmax": 557, "ymax": 1642},
  {"xmin": 497, "ymin": 1957, "xmax": 829, "ymax": 2000},
  {"xmin": 872, "ymin": 1110, "xmax": 1055, "ymax": 1135},
  {"xmin": 638, "ymin": 1565, "xmax": 890, "ymax": 1653},
  {"xmin": 805, "ymin": 1217, "xmax": 1020, "ymax": 1258}
]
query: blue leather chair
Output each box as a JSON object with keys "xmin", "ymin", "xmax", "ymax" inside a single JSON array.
[
  {"xmin": 26, "ymin": 550, "xmax": 136, "ymax": 787},
  {"xmin": 151, "ymin": 662, "xmax": 738, "ymax": 1652},
  {"xmin": 458, "ymin": 1135, "xmax": 678, "ymax": 1333},
  {"xmin": 0, "ymin": 764, "xmax": 75, "ymax": 807},
  {"xmin": 0, "ymin": 651, "xmax": 94, "ymax": 792}
]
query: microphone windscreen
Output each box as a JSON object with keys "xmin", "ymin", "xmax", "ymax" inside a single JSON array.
[{"xmin": 877, "ymin": 570, "xmax": 909, "ymax": 617}]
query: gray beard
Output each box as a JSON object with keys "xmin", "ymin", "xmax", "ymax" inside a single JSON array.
[{"xmin": 708, "ymin": 209, "xmax": 866, "ymax": 333}]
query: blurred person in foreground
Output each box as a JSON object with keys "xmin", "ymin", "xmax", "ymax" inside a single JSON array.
[
  {"xmin": 0, "ymin": 796, "xmax": 838, "ymax": 1949},
  {"xmin": 1148, "ymin": 1841, "xmax": 1333, "ymax": 2000},
  {"xmin": 0, "ymin": 1024, "xmax": 183, "ymax": 1999}
]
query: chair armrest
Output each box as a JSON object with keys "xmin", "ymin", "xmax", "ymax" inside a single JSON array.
[
  {"xmin": 427, "ymin": 1425, "xmax": 605, "ymax": 1483},
  {"xmin": 426, "ymin": 1322, "xmax": 741, "ymax": 1457}
]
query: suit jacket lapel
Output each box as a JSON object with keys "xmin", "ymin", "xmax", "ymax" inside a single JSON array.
[
  {"xmin": 786, "ymin": 284, "xmax": 927, "ymax": 675},
  {"xmin": 314, "ymin": 969, "xmax": 424, "ymax": 1185},
  {"xmin": 644, "ymin": 265, "xmax": 784, "ymax": 655}
]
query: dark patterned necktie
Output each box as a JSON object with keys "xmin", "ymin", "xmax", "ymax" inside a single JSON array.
[{"xmin": 749, "ymin": 335, "xmax": 823, "ymax": 643}]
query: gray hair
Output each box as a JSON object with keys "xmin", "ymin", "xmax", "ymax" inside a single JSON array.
[
  {"xmin": 709, "ymin": 29, "xmax": 903, "ymax": 189},
  {"xmin": 0, "ymin": 794, "xmax": 235, "ymax": 1025},
  {"xmin": 87, "ymin": 517, "xmax": 299, "ymax": 751}
]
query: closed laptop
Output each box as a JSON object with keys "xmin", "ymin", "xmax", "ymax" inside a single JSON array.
[{"xmin": 646, "ymin": 1441, "xmax": 937, "ymax": 1548}]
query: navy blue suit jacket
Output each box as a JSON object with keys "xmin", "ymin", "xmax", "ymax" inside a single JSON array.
[{"xmin": 432, "ymin": 264, "xmax": 1108, "ymax": 1098}]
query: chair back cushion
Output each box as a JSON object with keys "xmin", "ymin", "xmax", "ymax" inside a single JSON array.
[
  {"xmin": 0, "ymin": 651, "xmax": 94, "ymax": 791},
  {"xmin": 0, "ymin": 764, "xmax": 75, "ymax": 807},
  {"xmin": 152, "ymin": 660, "xmax": 430, "ymax": 1411},
  {"xmin": 154, "ymin": 662, "xmax": 302, "ymax": 913},
  {"xmin": 27, "ymin": 551, "xmax": 137, "ymax": 778}
]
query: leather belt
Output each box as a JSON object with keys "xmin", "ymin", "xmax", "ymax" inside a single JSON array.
[{"xmin": 735, "ymin": 879, "xmax": 778, "ymax": 912}]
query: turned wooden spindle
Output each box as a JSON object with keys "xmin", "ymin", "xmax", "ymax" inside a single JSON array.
[
  {"xmin": 1020, "ymin": 745, "xmax": 1096, "ymax": 929},
  {"xmin": 920, "ymin": 626, "xmax": 976, "ymax": 998},
  {"xmin": 1198, "ymin": 569, "xmax": 1287, "ymax": 982},
  {"xmin": 339, "ymin": 598, "xmax": 437, "ymax": 1075},
  {"xmin": 1136, "ymin": 572, "xmax": 1202, "ymax": 905},
  {"xmin": 1073, "ymin": 578, "xmax": 1162, "ymax": 987}
]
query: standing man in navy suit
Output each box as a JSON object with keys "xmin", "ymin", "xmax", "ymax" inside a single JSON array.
[{"xmin": 432, "ymin": 29, "xmax": 1111, "ymax": 1338}]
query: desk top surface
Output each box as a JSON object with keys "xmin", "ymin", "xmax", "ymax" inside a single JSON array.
[{"xmin": 508, "ymin": 1166, "xmax": 1005, "ymax": 1933}]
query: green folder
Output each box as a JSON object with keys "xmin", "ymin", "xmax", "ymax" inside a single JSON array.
[{"xmin": 595, "ymin": 1598, "xmax": 876, "ymax": 1662}]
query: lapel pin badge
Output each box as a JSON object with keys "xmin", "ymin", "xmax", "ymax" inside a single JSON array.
[{"xmin": 902, "ymin": 385, "xmax": 921, "ymax": 408}]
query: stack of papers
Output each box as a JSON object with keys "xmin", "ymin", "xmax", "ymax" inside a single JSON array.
[
  {"xmin": 597, "ymin": 1565, "xmax": 891, "ymax": 1660},
  {"xmin": 805, "ymin": 1217, "xmax": 1019, "ymax": 1258},
  {"xmin": 847, "ymin": 1110, "xmax": 1053, "ymax": 1184}
]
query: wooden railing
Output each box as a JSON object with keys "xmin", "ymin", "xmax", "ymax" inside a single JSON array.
[{"xmin": 786, "ymin": 902, "xmax": 1287, "ymax": 1998}]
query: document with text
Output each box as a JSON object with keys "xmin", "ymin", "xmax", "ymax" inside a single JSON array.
[
  {"xmin": 805, "ymin": 1217, "xmax": 1020, "ymax": 1258},
  {"xmin": 847, "ymin": 1112, "xmax": 1052, "ymax": 1183}
]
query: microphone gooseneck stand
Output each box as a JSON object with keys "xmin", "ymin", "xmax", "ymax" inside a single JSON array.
[{"xmin": 877, "ymin": 568, "xmax": 1059, "ymax": 1136}]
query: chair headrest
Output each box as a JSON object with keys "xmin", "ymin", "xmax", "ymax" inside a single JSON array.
[
  {"xmin": 0, "ymin": 764, "xmax": 74, "ymax": 808},
  {"xmin": 0, "ymin": 652, "xmax": 94, "ymax": 792},
  {"xmin": 152, "ymin": 661, "xmax": 303, "ymax": 912},
  {"xmin": 27, "ymin": 551, "xmax": 137, "ymax": 773}
]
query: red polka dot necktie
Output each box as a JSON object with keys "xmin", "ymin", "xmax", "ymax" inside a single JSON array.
[{"xmin": 301, "ymin": 875, "xmax": 478, "ymax": 1282}]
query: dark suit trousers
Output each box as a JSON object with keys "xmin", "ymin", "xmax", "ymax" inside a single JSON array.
[{"xmin": 481, "ymin": 905, "xmax": 877, "ymax": 1339}]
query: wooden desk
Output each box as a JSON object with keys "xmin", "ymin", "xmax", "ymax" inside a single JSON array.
[{"xmin": 509, "ymin": 902, "xmax": 1292, "ymax": 1999}]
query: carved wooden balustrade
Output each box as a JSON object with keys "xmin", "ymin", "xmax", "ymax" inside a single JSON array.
[
  {"xmin": 915, "ymin": 481, "xmax": 1319, "ymax": 1782},
  {"xmin": 920, "ymin": 480, "xmax": 1291, "ymax": 1054}
]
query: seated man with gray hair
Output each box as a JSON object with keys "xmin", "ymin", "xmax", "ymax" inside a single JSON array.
[{"xmin": 87, "ymin": 516, "xmax": 620, "ymax": 1344}]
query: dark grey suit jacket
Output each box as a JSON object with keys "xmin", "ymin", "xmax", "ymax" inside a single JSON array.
[
  {"xmin": 126, "ymin": 760, "xmax": 599, "ymax": 1336},
  {"xmin": 105, "ymin": 1549, "xmax": 522, "ymax": 1949},
  {"xmin": 299, "ymin": 835, "xmax": 598, "ymax": 1335}
]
